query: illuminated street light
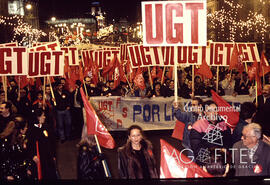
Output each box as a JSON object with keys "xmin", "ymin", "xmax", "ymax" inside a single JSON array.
[
  {"xmin": 51, "ymin": 17, "xmax": 56, "ymax": 22},
  {"xmin": 25, "ymin": 4, "xmax": 32, "ymax": 10}
]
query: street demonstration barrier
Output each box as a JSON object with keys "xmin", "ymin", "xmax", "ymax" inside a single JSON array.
[{"xmin": 88, "ymin": 95, "xmax": 254, "ymax": 131}]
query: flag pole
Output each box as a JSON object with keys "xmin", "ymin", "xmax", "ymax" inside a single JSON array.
[
  {"xmin": 42, "ymin": 77, "xmax": 46, "ymax": 110},
  {"xmin": 174, "ymin": 61, "xmax": 178, "ymax": 103},
  {"xmin": 148, "ymin": 67, "xmax": 153, "ymax": 90},
  {"xmin": 192, "ymin": 65, "xmax": 194, "ymax": 97},
  {"xmin": 263, "ymin": 67, "xmax": 265, "ymax": 86},
  {"xmin": 17, "ymin": 76, "xmax": 21, "ymax": 101},
  {"xmin": 124, "ymin": 73, "xmax": 133, "ymax": 91},
  {"xmin": 48, "ymin": 77, "xmax": 57, "ymax": 106},
  {"xmin": 94, "ymin": 134, "xmax": 109, "ymax": 177},
  {"xmin": 161, "ymin": 66, "xmax": 167, "ymax": 84},
  {"xmin": 216, "ymin": 66, "xmax": 219, "ymax": 93},
  {"xmin": 2, "ymin": 76, "xmax": 7, "ymax": 101},
  {"xmin": 255, "ymin": 78, "xmax": 258, "ymax": 105}
]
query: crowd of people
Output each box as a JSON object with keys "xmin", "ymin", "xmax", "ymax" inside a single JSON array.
[{"xmin": 0, "ymin": 65, "xmax": 269, "ymax": 180}]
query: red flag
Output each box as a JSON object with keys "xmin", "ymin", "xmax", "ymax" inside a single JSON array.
[
  {"xmin": 15, "ymin": 75, "xmax": 29, "ymax": 89},
  {"xmin": 103, "ymin": 55, "xmax": 117, "ymax": 76},
  {"xmin": 134, "ymin": 66, "xmax": 145, "ymax": 90},
  {"xmin": 248, "ymin": 60, "xmax": 258, "ymax": 81},
  {"xmin": 36, "ymin": 141, "xmax": 42, "ymax": 180},
  {"xmin": 171, "ymin": 121, "xmax": 185, "ymax": 140},
  {"xmin": 126, "ymin": 60, "xmax": 134, "ymax": 82},
  {"xmin": 259, "ymin": 52, "xmax": 270, "ymax": 77},
  {"xmin": 211, "ymin": 90, "xmax": 240, "ymax": 129},
  {"xmin": 113, "ymin": 65, "xmax": 120, "ymax": 89},
  {"xmin": 91, "ymin": 61, "xmax": 99, "ymax": 86},
  {"xmin": 151, "ymin": 66, "xmax": 157, "ymax": 80},
  {"xmin": 229, "ymin": 44, "xmax": 244, "ymax": 73},
  {"xmin": 160, "ymin": 139, "xmax": 212, "ymax": 178},
  {"xmin": 196, "ymin": 59, "xmax": 213, "ymax": 79},
  {"xmin": 80, "ymin": 87, "xmax": 115, "ymax": 149},
  {"xmin": 167, "ymin": 67, "xmax": 173, "ymax": 79},
  {"xmin": 157, "ymin": 67, "xmax": 163, "ymax": 79}
]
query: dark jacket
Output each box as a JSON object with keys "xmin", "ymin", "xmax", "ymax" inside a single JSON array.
[
  {"xmin": 77, "ymin": 143, "xmax": 106, "ymax": 180},
  {"xmin": 190, "ymin": 119, "xmax": 232, "ymax": 165},
  {"xmin": 173, "ymin": 108, "xmax": 199, "ymax": 148},
  {"xmin": 253, "ymin": 95, "xmax": 270, "ymax": 135},
  {"xmin": 118, "ymin": 139, "xmax": 158, "ymax": 179},
  {"xmin": 233, "ymin": 140, "xmax": 270, "ymax": 176}
]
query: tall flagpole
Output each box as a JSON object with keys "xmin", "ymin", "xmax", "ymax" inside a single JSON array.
[
  {"xmin": 94, "ymin": 135, "xmax": 109, "ymax": 177},
  {"xmin": 174, "ymin": 61, "xmax": 178, "ymax": 103}
]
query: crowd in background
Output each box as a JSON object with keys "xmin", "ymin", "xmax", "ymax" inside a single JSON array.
[{"xmin": 0, "ymin": 65, "xmax": 269, "ymax": 180}]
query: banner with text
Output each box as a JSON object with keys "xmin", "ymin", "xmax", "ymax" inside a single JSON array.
[
  {"xmin": 142, "ymin": 1, "xmax": 207, "ymax": 46},
  {"xmin": 128, "ymin": 42, "xmax": 260, "ymax": 68},
  {"xmin": 89, "ymin": 95, "xmax": 254, "ymax": 131}
]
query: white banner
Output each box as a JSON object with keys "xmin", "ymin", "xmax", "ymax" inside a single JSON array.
[
  {"xmin": 89, "ymin": 95, "xmax": 254, "ymax": 131},
  {"xmin": 0, "ymin": 47, "xmax": 28, "ymax": 76},
  {"xmin": 61, "ymin": 47, "xmax": 79, "ymax": 66},
  {"xmin": 142, "ymin": 1, "xmax": 207, "ymax": 46},
  {"xmin": 27, "ymin": 51, "xmax": 65, "ymax": 77},
  {"xmin": 81, "ymin": 49, "xmax": 120, "ymax": 69},
  {"xmin": 128, "ymin": 42, "xmax": 260, "ymax": 68}
]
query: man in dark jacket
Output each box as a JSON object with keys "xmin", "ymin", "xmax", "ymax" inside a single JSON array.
[
  {"xmin": 233, "ymin": 123, "xmax": 270, "ymax": 176},
  {"xmin": 54, "ymin": 81, "xmax": 72, "ymax": 143},
  {"xmin": 173, "ymin": 97, "xmax": 203, "ymax": 153},
  {"xmin": 190, "ymin": 100, "xmax": 232, "ymax": 166},
  {"xmin": 70, "ymin": 80, "xmax": 84, "ymax": 139},
  {"xmin": 253, "ymin": 84, "xmax": 270, "ymax": 136}
]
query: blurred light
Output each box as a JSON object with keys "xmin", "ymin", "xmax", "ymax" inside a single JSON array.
[
  {"xmin": 51, "ymin": 17, "xmax": 56, "ymax": 22},
  {"xmin": 26, "ymin": 4, "xmax": 32, "ymax": 10}
]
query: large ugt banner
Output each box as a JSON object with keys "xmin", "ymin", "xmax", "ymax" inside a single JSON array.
[
  {"xmin": 142, "ymin": 1, "xmax": 207, "ymax": 46},
  {"xmin": 128, "ymin": 42, "xmax": 260, "ymax": 68}
]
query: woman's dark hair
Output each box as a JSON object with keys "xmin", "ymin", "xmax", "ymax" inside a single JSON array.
[
  {"xmin": 127, "ymin": 125, "xmax": 143, "ymax": 137},
  {"xmin": 240, "ymin": 102, "xmax": 256, "ymax": 120},
  {"xmin": 2, "ymin": 101, "xmax": 13, "ymax": 113}
]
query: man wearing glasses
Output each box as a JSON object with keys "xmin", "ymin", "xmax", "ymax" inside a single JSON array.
[{"xmin": 233, "ymin": 123, "xmax": 270, "ymax": 176}]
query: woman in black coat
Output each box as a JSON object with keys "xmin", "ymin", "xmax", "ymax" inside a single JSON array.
[
  {"xmin": 77, "ymin": 135, "xmax": 106, "ymax": 180},
  {"xmin": 118, "ymin": 125, "xmax": 158, "ymax": 179}
]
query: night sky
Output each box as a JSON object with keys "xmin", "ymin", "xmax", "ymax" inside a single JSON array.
[{"xmin": 39, "ymin": 0, "xmax": 141, "ymax": 24}]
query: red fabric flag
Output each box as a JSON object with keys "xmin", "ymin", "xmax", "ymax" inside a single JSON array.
[
  {"xmin": 36, "ymin": 141, "xmax": 42, "ymax": 180},
  {"xmin": 157, "ymin": 67, "xmax": 163, "ymax": 79},
  {"xmin": 91, "ymin": 61, "xmax": 99, "ymax": 86},
  {"xmin": 248, "ymin": 60, "xmax": 258, "ymax": 81},
  {"xmin": 113, "ymin": 65, "xmax": 120, "ymax": 90},
  {"xmin": 211, "ymin": 90, "xmax": 240, "ymax": 129},
  {"xmin": 196, "ymin": 59, "xmax": 213, "ymax": 79},
  {"xmin": 15, "ymin": 75, "xmax": 29, "ymax": 89},
  {"xmin": 103, "ymin": 55, "xmax": 116, "ymax": 76},
  {"xmin": 259, "ymin": 52, "xmax": 270, "ymax": 77},
  {"xmin": 134, "ymin": 66, "xmax": 145, "ymax": 90},
  {"xmin": 151, "ymin": 66, "xmax": 157, "ymax": 80},
  {"xmin": 80, "ymin": 87, "xmax": 115, "ymax": 149},
  {"xmin": 229, "ymin": 45, "xmax": 244, "ymax": 73},
  {"xmin": 125, "ymin": 60, "xmax": 134, "ymax": 82},
  {"xmin": 167, "ymin": 67, "xmax": 174, "ymax": 79},
  {"xmin": 160, "ymin": 139, "xmax": 212, "ymax": 178},
  {"xmin": 171, "ymin": 121, "xmax": 185, "ymax": 140}
]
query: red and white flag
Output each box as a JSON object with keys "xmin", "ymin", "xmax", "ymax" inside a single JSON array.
[
  {"xmin": 259, "ymin": 52, "xmax": 270, "ymax": 77},
  {"xmin": 134, "ymin": 66, "xmax": 146, "ymax": 90},
  {"xmin": 160, "ymin": 139, "xmax": 212, "ymax": 178},
  {"xmin": 80, "ymin": 87, "xmax": 115, "ymax": 149}
]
